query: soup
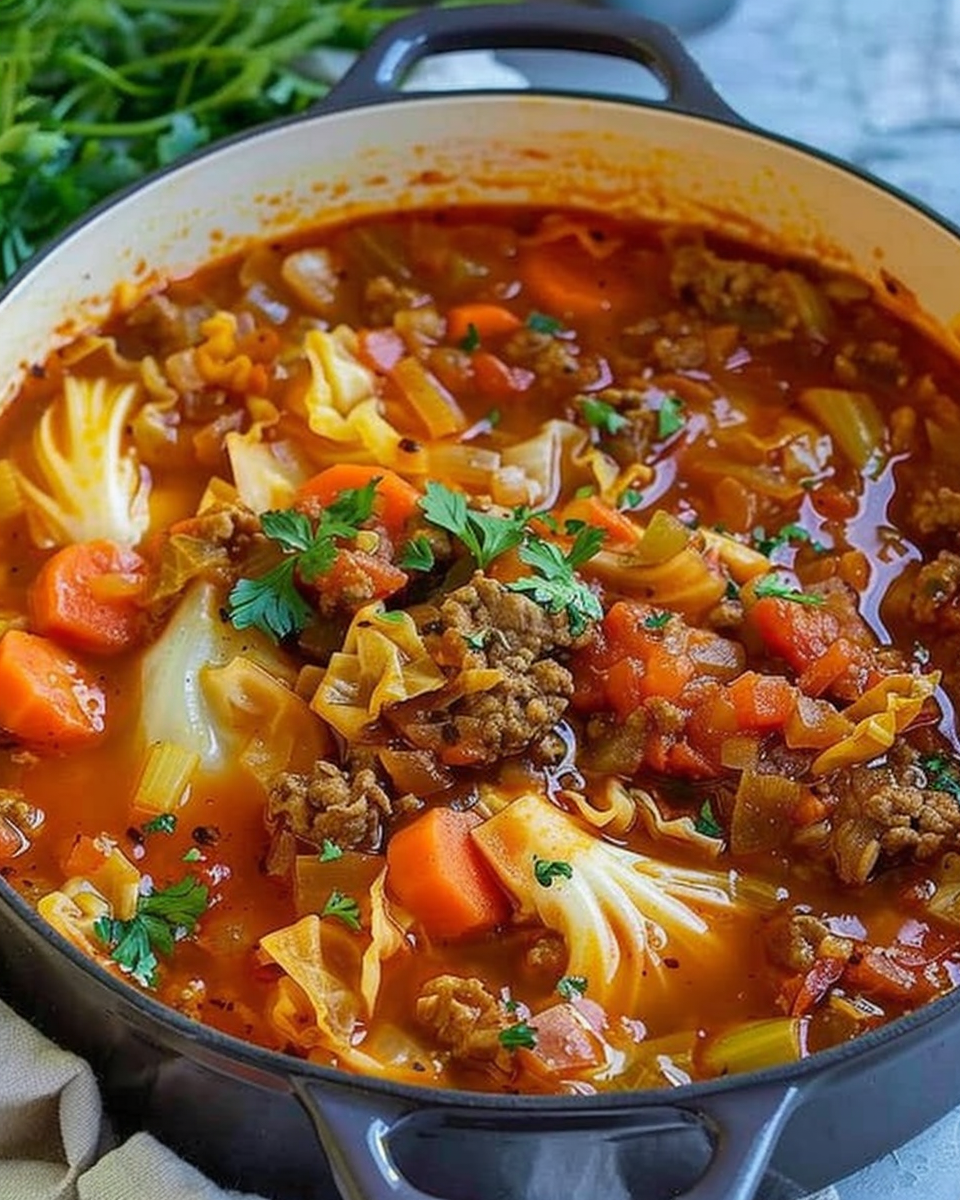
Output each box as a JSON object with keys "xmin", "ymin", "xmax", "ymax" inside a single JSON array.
[{"xmin": 2, "ymin": 206, "xmax": 960, "ymax": 1095}]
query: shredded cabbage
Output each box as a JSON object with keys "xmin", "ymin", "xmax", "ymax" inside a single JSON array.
[
  {"xmin": 472, "ymin": 794, "xmax": 738, "ymax": 1012},
  {"xmin": 14, "ymin": 375, "xmax": 150, "ymax": 547}
]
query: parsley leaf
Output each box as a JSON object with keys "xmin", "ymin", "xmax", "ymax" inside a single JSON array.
[
  {"xmin": 753, "ymin": 574, "xmax": 825, "ymax": 607},
  {"xmin": 508, "ymin": 527, "xmax": 604, "ymax": 637},
  {"xmin": 618, "ymin": 487, "xmax": 644, "ymax": 511},
  {"xmin": 921, "ymin": 754, "xmax": 960, "ymax": 800},
  {"xmin": 319, "ymin": 839, "xmax": 343, "ymax": 862},
  {"xmin": 463, "ymin": 629, "xmax": 488, "ymax": 651},
  {"xmin": 753, "ymin": 522, "xmax": 825, "ymax": 557},
  {"xmin": 644, "ymin": 610, "xmax": 672, "ymax": 630},
  {"xmin": 526, "ymin": 311, "xmax": 563, "ymax": 335},
  {"xmin": 459, "ymin": 322, "xmax": 481, "ymax": 353},
  {"xmin": 94, "ymin": 875, "xmax": 208, "ymax": 988},
  {"xmin": 499, "ymin": 1021, "xmax": 538, "ymax": 1050},
  {"xmin": 574, "ymin": 484, "xmax": 596, "ymax": 500},
  {"xmin": 420, "ymin": 481, "xmax": 528, "ymax": 570},
  {"xmin": 182, "ymin": 847, "xmax": 202, "ymax": 863},
  {"xmin": 486, "ymin": 408, "xmax": 502, "ymax": 428},
  {"xmin": 534, "ymin": 857, "xmax": 573, "ymax": 887},
  {"xmin": 227, "ymin": 481, "xmax": 379, "ymax": 640},
  {"xmin": 556, "ymin": 975, "xmax": 588, "ymax": 1001},
  {"xmin": 142, "ymin": 813, "xmax": 177, "ymax": 836},
  {"xmin": 656, "ymin": 394, "xmax": 685, "ymax": 438},
  {"xmin": 399, "ymin": 535, "xmax": 436, "ymax": 572},
  {"xmin": 694, "ymin": 799, "xmax": 723, "ymax": 839},
  {"xmin": 581, "ymin": 397, "xmax": 629, "ymax": 436},
  {"xmin": 322, "ymin": 889, "xmax": 361, "ymax": 931}
]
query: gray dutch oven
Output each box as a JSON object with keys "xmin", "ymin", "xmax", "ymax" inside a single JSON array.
[{"xmin": 1, "ymin": 7, "xmax": 960, "ymax": 1200}]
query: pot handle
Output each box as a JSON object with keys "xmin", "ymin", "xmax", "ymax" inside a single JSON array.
[
  {"xmin": 320, "ymin": 2, "xmax": 743, "ymax": 124},
  {"xmin": 292, "ymin": 1076, "xmax": 804, "ymax": 1200}
]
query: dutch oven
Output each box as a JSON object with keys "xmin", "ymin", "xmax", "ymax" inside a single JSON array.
[{"xmin": 1, "ymin": 7, "xmax": 960, "ymax": 1199}]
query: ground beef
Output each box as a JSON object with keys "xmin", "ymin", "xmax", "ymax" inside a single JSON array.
[
  {"xmin": 908, "ymin": 487, "xmax": 960, "ymax": 539},
  {"xmin": 501, "ymin": 327, "xmax": 605, "ymax": 392},
  {"xmin": 362, "ymin": 275, "xmax": 427, "ymax": 326},
  {"xmin": 833, "ymin": 338, "xmax": 909, "ymax": 388},
  {"xmin": 393, "ymin": 574, "xmax": 578, "ymax": 765},
  {"xmin": 266, "ymin": 758, "xmax": 397, "ymax": 857},
  {"xmin": 909, "ymin": 551, "xmax": 960, "ymax": 628},
  {"xmin": 416, "ymin": 975, "xmax": 505, "ymax": 1060},
  {"xmin": 822, "ymin": 744, "xmax": 960, "ymax": 883},
  {"xmin": 766, "ymin": 913, "xmax": 831, "ymax": 973},
  {"xmin": 670, "ymin": 244, "xmax": 824, "ymax": 343}
]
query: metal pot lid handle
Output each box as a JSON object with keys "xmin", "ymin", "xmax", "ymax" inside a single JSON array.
[
  {"xmin": 321, "ymin": 2, "xmax": 744, "ymax": 124},
  {"xmin": 292, "ymin": 1075, "xmax": 805, "ymax": 1200}
]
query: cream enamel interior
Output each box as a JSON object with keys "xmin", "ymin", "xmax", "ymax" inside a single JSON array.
[{"xmin": 3, "ymin": 91, "xmax": 960, "ymax": 412}]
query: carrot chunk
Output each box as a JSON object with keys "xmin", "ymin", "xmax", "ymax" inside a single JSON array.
[
  {"xmin": 386, "ymin": 808, "xmax": 511, "ymax": 939},
  {"xmin": 296, "ymin": 464, "xmax": 420, "ymax": 541},
  {"xmin": 0, "ymin": 629, "xmax": 105, "ymax": 747},
  {"xmin": 28, "ymin": 539, "xmax": 147, "ymax": 655},
  {"xmin": 446, "ymin": 303, "xmax": 522, "ymax": 344}
]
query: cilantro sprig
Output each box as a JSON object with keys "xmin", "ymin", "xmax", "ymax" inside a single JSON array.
[
  {"xmin": 499, "ymin": 1021, "xmax": 538, "ymax": 1051},
  {"xmin": 556, "ymin": 975, "xmax": 588, "ymax": 1001},
  {"xmin": 921, "ymin": 754, "xmax": 960, "ymax": 800},
  {"xmin": 581, "ymin": 397, "xmax": 629, "ymax": 436},
  {"xmin": 227, "ymin": 481, "xmax": 378, "ymax": 640},
  {"xmin": 656, "ymin": 394, "xmax": 685, "ymax": 438},
  {"xmin": 94, "ymin": 875, "xmax": 208, "ymax": 988}
]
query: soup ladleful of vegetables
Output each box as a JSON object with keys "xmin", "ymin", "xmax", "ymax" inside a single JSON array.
[{"xmin": 2, "ymin": 206, "xmax": 960, "ymax": 1095}]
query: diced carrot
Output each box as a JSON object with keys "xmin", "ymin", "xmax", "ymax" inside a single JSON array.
[
  {"xmin": 561, "ymin": 495, "xmax": 640, "ymax": 547},
  {"xmin": 809, "ymin": 482, "xmax": 859, "ymax": 521},
  {"xmin": 843, "ymin": 947, "xmax": 923, "ymax": 1004},
  {"xmin": 791, "ymin": 789, "xmax": 830, "ymax": 828},
  {"xmin": 471, "ymin": 350, "xmax": 534, "ymax": 398},
  {"xmin": 386, "ymin": 808, "xmax": 512, "ymax": 940},
  {"xmin": 446, "ymin": 303, "xmax": 522, "ymax": 345},
  {"xmin": 62, "ymin": 833, "xmax": 111, "ymax": 878},
  {"xmin": 356, "ymin": 327, "xmax": 406, "ymax": 373},
  {"xmin": 636, "ymin": 645, "xmax": 695, "ymax": 702},
  {"xmin": 314, "ymin": 548, "xmax": 408, "ymax": 607},
  {"xmin": 606, "ymin": 657, "xmax": 646, "ymax": 720},
  {"xmin": 296, "ymin": 464, "xmax": 421, "ymax": 542},
  {"xmin": 0, "ymin": 629, "xmax": 105, "ymax": 747},
  {"xmin": 28, "ymin": 539, "xmax": 148, "ymax": 656},
  {"xmin": 520, "ymin": 241, "xmax": 636, "ymax": 318},
  {"xmin": 725, "ymin": 671, "xmax": 797, "ymax": 731},
  {"xmin": 666, "ymin": 740, "xmax": 715, "ymax": 778}
]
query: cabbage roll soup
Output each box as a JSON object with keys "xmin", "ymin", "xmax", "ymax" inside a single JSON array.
[{"xmin": 4, "ymin": 206, "xmax": 960, "ymax": 1095}]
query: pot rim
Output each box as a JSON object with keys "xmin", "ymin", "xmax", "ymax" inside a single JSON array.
[{"xmin": 4, "ymin": 83, "xmax": 960, "ymax": 1114}]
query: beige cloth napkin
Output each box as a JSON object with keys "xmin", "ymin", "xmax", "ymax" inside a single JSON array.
[{"xmin": 0, "ymin": 998, "xmax": 265, "ymax": 1200}]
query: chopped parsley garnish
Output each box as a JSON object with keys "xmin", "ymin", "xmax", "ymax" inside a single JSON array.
[
  {"xmin": 618, "ymin": 487, "xmax": 644, "ymax": 511},
  {"xmin": 486, "ymin": 408, "xmax": 502, "ymax": 428},
  {"xmin": 499, "ymin": 1021, "xmax": 538, "ymax": 1050},
  {"xmin": 182, "ymin": 847, "xmax": 202, "ymax": 863},
  {"xmin": 459, "ymin": 322, "xmax": 481, "ymax": 353},
  {"xmin": 399, "ymin": 535, "xmax": 436, "ymax": 572},
  {"xmin": 463, "ymin": 630, "xmax": 488, "ymax": 651},
  {"xmin": 694, "ymin": 799, "xmax": 723, "ymax": 839},
  {"xmin": 656, "ymin": 394, "xmax": 685, "ymax": 438},
  {"xmin": 556, "ymin": 975, "xmax": 588, "ymax": 1001},
  {"xmin": 508, "ymin": 524, "xmax": 605, "ymax": 637},
  {"xmin": 227, "ymin": 481, "xmax": 378, "ymax": 640},
  {"xmin": 753, "ymin": 574, "xmax": 825, "ymax": 606},
  {"xmin": 533, "ymin": 857, "xmax": 573, "ymax": 888},
  {"xmin": 581, "ymin": 396, "xmax": 629, "ymax": 436},
  {"xmin": 644, "ymin": 610, "xmax": 672, "ymax": 630},
  {"xmin": 526, "ymin": 311, "xmax": 563, "ymax": 335},
  {"xmin": 724, "ymin": 578, "xmax": 741, "ymax": 602},
  {"xmin": 319, "ymin": 839, "xmax": 343, "ymax": 862},
  {"xmin": 574, "ymin": 484, "xmax": 596, "ymax": 500},
  {"xmin": 142, "ymin": 813, "xmax": 177, "ymax": 836},
  {"xmin": 322, "ymin": 889, "xmax": 362, "ymax": 931},
  {"xmin": 94, "ymin": 875, "xmax": 208, "ymax": 989},
  {"xmin": 921, "ymin": 754, "xmax": 960, "ymax": 800},
  {"xmin": 753, "ymin": 522, "xmax": 825, "ymax": 557},
  {"xmin": 420, "ymin": 481, "xmax": 529, "ymax": 571}
]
